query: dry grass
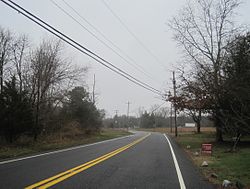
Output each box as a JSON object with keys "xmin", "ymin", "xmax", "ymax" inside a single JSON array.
[
  {"xmin": 0, "ymin": 128, "xmax": 131, "ymax": 160},
  {"xmin": 136, "ymin": 127, "xmax": 215, "ymax": 134}
]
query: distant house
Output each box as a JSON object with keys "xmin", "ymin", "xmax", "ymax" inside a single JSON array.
[{"xmin": 185, "ymin": 123, "xmax": 196, "ymax": 127}]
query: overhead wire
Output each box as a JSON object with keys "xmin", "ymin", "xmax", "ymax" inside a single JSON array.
[
  {"xmin": 50, "ymin": 0, "xmax": 157, "ymax": 84},
  {"xmin": 101, "ymin": 0, "xmax": 167, "ymax": 70},
  {"xmin": 58, "ymin": 0, "xmax": 159, "ymax": 84},
  {"xmin": 151, "ymin": 101, "xmax": 166, "ymax": 113},
  {"xmin": 1, "ymin": 0, "xmax": 163, "ymax": 96}
]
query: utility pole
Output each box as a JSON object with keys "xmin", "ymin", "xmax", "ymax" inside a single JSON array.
[
  {"xmin": 173, "ymin": 71, "xmax": 178, "ymax": 137},
  {"xmin": 126, "ymin": 101, "xmax": 130, "ymax": 118},
  {"xmin": 168, "ymin": 90, "xmax": 173, "ymax": 133},
  {"xmin": 92, "ymin": 74, "xmax": 96, "ymax": 104},
  {"xmin": 170, "ymin": 103, "xmax": 173, "ymax": 133},
  {"xmin": 115, "ymin": 110, "xmax": 118, "ymax": 116},
  {"xmin": 126, "ymin": 101, "xmax": 130, "ymax": 128},
  {"xmin": 114, "ymin": 110, "xmax": 119, "ymax": 127}
]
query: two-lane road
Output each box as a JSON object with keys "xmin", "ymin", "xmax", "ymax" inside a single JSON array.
[{"xmin": 0, "ymin": 132, "xmax": 215, "ymax": 189}]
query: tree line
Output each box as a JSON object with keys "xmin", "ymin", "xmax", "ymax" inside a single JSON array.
[
  {"xmin": 103, "ymin": 107, "xmax": 213, "ymax": 129},
  {"xmin": 0, "ymin": 27, "xmax": 104, "ymax": 143},
  {"xmin": 168, "ymin": 0, "xmax": 250, "ymax": 146}
]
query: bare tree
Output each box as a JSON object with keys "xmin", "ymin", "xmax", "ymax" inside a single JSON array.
[
  {"xmin": 11, "ymin": 35, "xmax": 29, "ymax": 93},
  {"xmin": 0, "ymin": 27, "xmax": 12, "ymax": 93},
  {"xmin": 150, "ymin": 105, "xmax": 169, "ymax": 118},
  {"xmin": 137, "ymin": 107, "xmax": 145, "ymax": 117},
  {"xmin": 24, "ymin": 39, "xmax": 87, "ymax": 139},
  {"xmin": 169, "ymin": 0, "xmax": 241, "ymax": 141},
  {"xmin": 0, "ymin": 26, "xmax": 93, "ymax": 141}
]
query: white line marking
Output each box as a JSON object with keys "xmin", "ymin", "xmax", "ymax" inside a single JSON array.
[
  {"xmin": 0, "ymin": 134, "xmax": 133, "ymax": 165},
  {"xmin": 164, "ymin": 134, "xmax": 186, "ymax": 189}
]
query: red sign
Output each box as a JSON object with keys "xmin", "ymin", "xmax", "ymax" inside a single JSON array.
[{"xmin": 201, "ymin": 144, "xmax": 212, "ymax": 155}]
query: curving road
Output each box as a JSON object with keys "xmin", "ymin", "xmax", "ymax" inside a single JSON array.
[{"xmin": 0, "ymin": 131, "xmax": 215, "ymax": 189}]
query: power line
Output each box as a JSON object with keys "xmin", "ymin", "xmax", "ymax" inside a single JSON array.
[
  {"xmin": 1, "ymin": 0, "xmax": 162, "ymax": 96},
  {"xmin": 151, "ymin": 101, "xmax": 166, "ymax": 113},
  {"xmin": 41, "ymin": 0, "xmax": 161, "ymax": 94},
  {"xmin": 50, "ymin": 0, "xmax": 156, "ymax": 83},
  {"xmin": 58, "ymin": 0, "xmax": 158, "ymax": 84},
  {"xmin": 101, "ymin": 0, "xmax": 167, "ymax": 69}
]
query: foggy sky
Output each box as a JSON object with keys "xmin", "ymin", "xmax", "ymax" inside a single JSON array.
[{"xmin": 1, "ymin": 0, "xmax": 250, "ymax": 117}]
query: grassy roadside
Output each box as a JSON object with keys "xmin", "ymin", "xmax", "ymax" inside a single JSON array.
[
  {"xmin": 137, "ymin": 127, "xmax": 250, "ymax": 188},
  {"xmin": 176, "ymin": 132, "xmax": 250, "ymax": 188},
  {"xmin": 0, "ymin": 128, "xmax": 131, "ymax": 161}
]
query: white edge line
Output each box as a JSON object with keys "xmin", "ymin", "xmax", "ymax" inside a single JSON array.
[
  {"xmin": 0, "ymin": 134, "xmax": 133, "ymax": 165},
  {"xmin": 164, "ymin": 134, "xmax": 186, "ymax": 189}
]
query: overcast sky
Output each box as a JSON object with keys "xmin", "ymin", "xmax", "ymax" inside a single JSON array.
[{"xmin": 1, "ymin": 0, "xmax": 250, "ymax": 117}]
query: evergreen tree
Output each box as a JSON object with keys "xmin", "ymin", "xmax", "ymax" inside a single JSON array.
[
  {"xmin": 220, "ymin": 33, "xmax": 250, "ymax": 145},
  {"xmin": 63, "ymin": 86, "xmax": 102, "ymax": 134},
  {"xmin": 0, "ymin": 76, "xmax": 34, "ymax": 142}
]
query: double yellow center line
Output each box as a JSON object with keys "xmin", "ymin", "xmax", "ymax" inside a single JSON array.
[{"xmin": 25, "ymin": 133, "xmax": 150, "ymax": 189}]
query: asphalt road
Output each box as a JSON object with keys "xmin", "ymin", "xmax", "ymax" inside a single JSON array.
[{"xmin": 0, "ymin": 131, "xmax": 216, "ymax": 189}]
